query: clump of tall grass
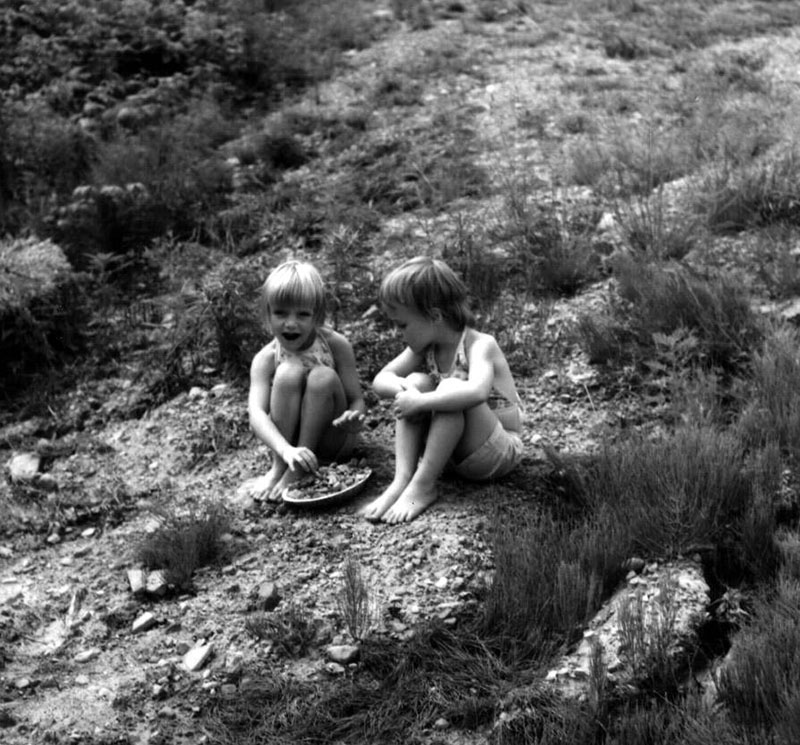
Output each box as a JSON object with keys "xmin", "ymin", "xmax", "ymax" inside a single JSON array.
[
  {"xmin": 576, "ymin": 256, "xmax": 763, "ymax": 376},
  {"xmin": 584, "ymin": 425, "xmax": 775, "ymax": 561},
  {"xmin": 737, "ymin": 324, "xmax": 800, "ymax": 455},
  {"xmin": 335, "ymin": 555, "xmax": 377, "ymax": 641},
  {"xmin": 482, "ymin": 507, "xmax": 628, "ymax": 661},
  {"xmin": 716, "ymin": 574, "xmax": 800, "ymax": 737},
  {"xmin": 697, "ymin": 146, "xmax": 800, "ymax": 233},
  {"xmin": 134, "ymin": 503, "xmax": 230, "ymax": 591},
  {"xmin": 488, "ymin": 192, "xmax": 602, "ymax": 297}
]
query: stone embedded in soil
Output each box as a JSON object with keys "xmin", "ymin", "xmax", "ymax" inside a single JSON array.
[
  {"xmin": 183, "ymin": 643, "xmax": 214, "ymax": 672},
  {"xmin": 7, "ymin": 452, "xmax": 41, "ymax": 483},
  {"xmin": 74, "ymin": 648, "xmax": 100, "ymax": 663},
  {"xmin": 128, "ymin": 568, "xmax": 147, "ymax": 595},
  {"xmin": 132, "ymin": 612, "xmax": 158, "ymax": 633},
  {"xmin": 326, "ymin": 644, "xmax": 360, "ymax": 664},
  {"xmin": 252, "ymin": 581, "xmax": 281, "ymax": 611}
]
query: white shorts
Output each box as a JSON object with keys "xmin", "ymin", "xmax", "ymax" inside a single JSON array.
[{"xmin": 451, "ymin": 421, "xmax": 524, "ymax": 481}]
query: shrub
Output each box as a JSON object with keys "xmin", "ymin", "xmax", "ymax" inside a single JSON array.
[
  {"xmin": 0, "ymin": 237, "xmax": 88, "ymax": 395},
  {"xmin": 698, "ymin": 147, "xmax": 800, "ymax": 233},
  {"xmin": 134, "ymin": 504, "xmax": 230, "ymax": 591},
  {"xmin": 577, "ymin": 257, "xmax": 762, "ymax": 375},
  {"xmin": 737, "ymin": 324, "xmax": 800, "ymax": 455},
  {"xmin": 489, "ymin": 194, "xmax": 602, "ymax": 297},
  {"xmin": 335, "ymin": 555, "xmax": 377, "ymax": 641},
  {"xmin": 584, "ymin": 425, "xmax": 768, "ymax": 560},
  {"xmin": 482, "ymin": 507, "xmax": 627, "ymax": 660},
  {"xmin": 150, "ymin": 254, "xmax": 269, "ymax": 397},
  {"xmin": 716, "ymin": 575, "xmax": 800, "ymax": 733}
]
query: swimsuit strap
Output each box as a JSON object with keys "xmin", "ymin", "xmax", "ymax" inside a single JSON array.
[{"xmin": 426, "ymin": 329, "xmax": 469, "ymax": 377}]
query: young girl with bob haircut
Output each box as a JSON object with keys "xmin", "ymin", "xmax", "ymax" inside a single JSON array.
[
  {"xmin": 362, "ymin": 256, "xmax": 524, "ymax": 523},
  {"xmin": 248, "ymin": 260, "xmax": 365, "ymax": 500}
]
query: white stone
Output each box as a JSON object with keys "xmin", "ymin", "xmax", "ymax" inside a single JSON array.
[
  {"xmin": 183, "ymin": 643, "xmax": 214, "ymax": 672},
  {"xmin": 8, "ymin": 452, "xmax": 40, "ymax": 482}
]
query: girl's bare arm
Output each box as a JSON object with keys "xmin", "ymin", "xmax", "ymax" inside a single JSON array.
[{"xmin": 372, "ymin": 346, "xmax": 423, "ymax": 399}]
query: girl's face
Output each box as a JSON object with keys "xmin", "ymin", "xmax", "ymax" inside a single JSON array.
[
  {"xmin": 385, "ymin": 303, "xmax": 439, "ymax": 354},
  {"xmin": 268, "ymin": 304, "xmax": 317, "ymax": 351}
]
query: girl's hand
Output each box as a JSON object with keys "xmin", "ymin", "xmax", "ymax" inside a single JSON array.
[
  {"xmin": 394, "ymin": 388, "xmax": 425, "ymax": 419},
  {"xmin": 281, "ymin": 445, "xmax": 318, "ymax": 474},
  {"xmin": 332, "ymin": 410, "xmax": 365, "ymax": 433}
]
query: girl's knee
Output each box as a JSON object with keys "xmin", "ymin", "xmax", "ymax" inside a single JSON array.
[
  {"xmin": 305, "ymin": 365, "xmax": 340, "ymax": 394},
  {"xmin": 407, "ymin": 372, "xmax": 434, "ymax": 392},
  {"xmin": 273, "ymin": 361, "xmax": 307, "ymax": 389}
]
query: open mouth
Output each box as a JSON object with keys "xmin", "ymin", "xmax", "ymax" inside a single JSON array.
[{"xmin": 282, "ymin": 332, "xmax": 301, "ymax": 342}]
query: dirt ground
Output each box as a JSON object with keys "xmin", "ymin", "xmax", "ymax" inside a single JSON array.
[{"xmin": 3, "ymin": 3, "xmax": 800, "ymax": 743}]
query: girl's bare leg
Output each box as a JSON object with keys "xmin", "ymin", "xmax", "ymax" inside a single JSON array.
[
  {"xmin": 361, "ymin": 413, "xmax": 427, "ymax": 521},
  {"xmin": 261, "ymin": 362, "xmax": 304, "ymax": 500},
  {"xmin": 382, "ymin": 380, "xmax": 501, "ymax": 524},
  {"xmin": 362, "ymin": 372, "xmax": 433, "ymax": 521},
  {"xmin": 273, "ymin": 366, "xmax": 346, "ymax": 494},
  {"xmin": 380, "ymin": 409, "xmax": 463, "ymax": 523}
]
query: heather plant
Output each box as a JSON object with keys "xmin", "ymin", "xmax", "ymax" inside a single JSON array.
[
  {"xmin": 151, "ymin": 255, "xmax": 268, "ymax": 397},
  {"xmin": 698, "ymin": 145, "xmax": 800, "ymax": 233},
  {"xmin": 736, "ymin": 324, "xmax": 800, "ymax": 454},
  {"xmin": 584, "ymin": 425, "xmax": 774, "ymax": 561},
  {"xmin": 617, "ymin": 578, "xmax": 682, "ymax": 690},
  {"xmin": 482, "ymin": 507, "xmax": 627, "ymax": 660},
  {"xmin": 576, "ymin": 256, "xmax": 762, "ymax": 376},
  {"xmin": 716, "ymin": 574, "xmax": 800, "ymax": 734},
  {"xmin": 335, "ymin": 555, "xmax": 377, "ymax": 641},
  {"xmin": 135, "ymin": 503, "xmax": 230, "ymax": 591},
  {"xmin": 489, "ymin": 190, "xmax": 602, "ymax": 297}
]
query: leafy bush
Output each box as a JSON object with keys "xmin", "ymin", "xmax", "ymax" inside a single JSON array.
[
  {"xmin": 488, "ymin": 195, "xmax": 602, "ymax": 297},
  {"xmin": 0, "ymin": 237, "xmax": 89, "ymax": 395},
  {"xmin": 150, "ymin": 255, "xmax": 269, "ymax": 397},
  {"xmin": 577, "ymin": 257, "xmax": 762, "ymax": 375}
]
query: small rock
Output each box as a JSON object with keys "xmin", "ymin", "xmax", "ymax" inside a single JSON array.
[
  {"xmin": 132, "ymin": 612, "xmax": 158, "ymax": 633},
  {"xmin": 8, "ymin": 452, "xmax": 40, "ymax": 483},
  {"xmin": 146, "ymin": 570, "xmax": 169, "ymax": 598},
  {"xmin": 184, "ymin": 643, "xmax": 214, "ymax": 672},
  {"xmin": 434, "ymin": 717, "xmax": 450, "ymax": 730},
  {"xmin": 434, "ymin": 576, "xmax": 448, "ymax": 589},
  {"xmin": 128, "ymin": 569, "xmax": 147, "ymax": 596},
  {"xmin": 326, "ymin": 644, "xmax": 360, "ymax": 665},
  {"xmin": 75, "ymin": 675, "xmax": 90, "ymax": 686},
  {"xmin": 253, "ymin": 581, "xmax": 281, "ymax": 611},
  {"xmin": 81, "ymin": 527, "xmax": 96, "ymax": 538},
  {"xmin": 74, "ymin": 648, "xmax": 100, "ymax": 663},
  {"xmin": 324, "ymin": 662, "xmax": 346, "ymax": 675}
]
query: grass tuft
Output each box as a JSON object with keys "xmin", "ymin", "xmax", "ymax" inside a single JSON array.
[{"xmin": 134, "ymin": 504, "xmax": 230, "ymax": 591}]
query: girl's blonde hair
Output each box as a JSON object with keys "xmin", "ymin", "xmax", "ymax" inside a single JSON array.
[
  {"xmin": 261, "ymin": 260, "xmax": 326, "ymax": 327},
  {"xmin": 379, "ymin": 256, "xmax": 473, "ymax": 330}
]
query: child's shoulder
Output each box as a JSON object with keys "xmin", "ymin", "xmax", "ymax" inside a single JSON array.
[
  {"xmin": 319, "ymin": 326, "xmax": 352, "ymax": 348},
  {"xmin": 252, "ymin": 339, "xmax": 278, "ymax": 366}
]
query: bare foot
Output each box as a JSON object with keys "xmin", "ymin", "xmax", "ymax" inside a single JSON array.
[
  {"xmin": 257, "ymin": 463, "xmax": 287, "ymax": 502},
  {"xmin": 361, "ymin": 478, "xmax": 409, "ymax": 522},
  {"xmin": 381, "ymin": 483, "xmax": 438, "ymax": 524},
  {"xmin": 272, "ymin": 467, "xmax": 309, "ymax": 501}
]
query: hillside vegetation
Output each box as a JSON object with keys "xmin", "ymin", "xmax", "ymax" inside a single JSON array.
[{"xmin": 4, "ymin": 1, "xmax": 800, "ymax": 743}]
